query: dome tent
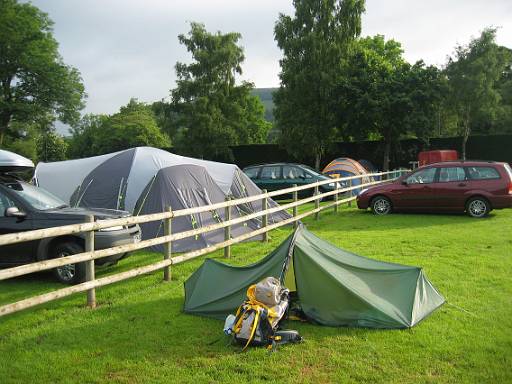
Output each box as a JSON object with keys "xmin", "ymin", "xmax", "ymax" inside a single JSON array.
[
  {"xmin": 134, "ymin": 164, "xmax": 262, "ymax": 252},
  {"xmin": 322, "ymin": 158, "xmax": 372, "ymax": 195},
  {"xmin": 358, "ymin": 159, "xmax": 378, "ymax": 173},
  {"xmin": 34, "ymin": 147, "xmax": 289, "ymax": 252},
  {"xmin": 184, "ymin": 225, "xmax": 445, "ymax": 329}
]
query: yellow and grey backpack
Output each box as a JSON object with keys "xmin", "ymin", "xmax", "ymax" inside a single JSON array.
[{"xmin": 225, "ymin": 277, "xmax": 302, "ymax": 351}]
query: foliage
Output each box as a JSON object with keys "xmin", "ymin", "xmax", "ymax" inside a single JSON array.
[
  {"xmin": 1, "ymin": 206, "xmax": 512, "ymax": 383},
  {"xmin": 36, "ymin": 130, "xmax": 68, "ymax": 162},
  {"xmin": 1, "ymin": 122, "xmax": 38, "ymax": 162},
  {"xmin": 170, "ymin": 23, "xmax": 270, "ymax": 161},
  {"xmin": 444, "ymin": 28, "xmax": 511, "ymax": 159},
  {"xmin": 0, "ymin": 0, "xmax": 85, "ymax": 145},
  {"xmin": 339, "ymin": 35, "xmax": 444, "ymax": 170},
  {"xmin": 274, "ymin": 0, "xmax": 365, "ymax": 169},
  {"xmin": 68, "ymin": 99, "xmax": 170, "ymax": 158}
]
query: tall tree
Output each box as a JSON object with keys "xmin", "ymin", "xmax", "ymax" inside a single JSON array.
[
  {"xmin": 340, "ymin": 35, "xmax": 444, "ymax": 170},
  {"xmin": 445, "ymin": 28, "xmax": 509, "ymax": 159},
  {"xmin": 274, "ymin": 0, "xmax": 365, "ymax": 169},
  {"xmin": 171, "ymin": 23, "xmax": 270, "ymax": 160},
  {"xmin": 68, "ymin": 99, "xmax": 170, "ymax": 158},
  {"xmin": 0, "ymin": 0, "xmax": 85, "ymax": 145}
]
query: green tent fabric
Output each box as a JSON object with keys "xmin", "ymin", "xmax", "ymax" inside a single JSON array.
[{"xmin": 184, "ymin": 225, "xmax": 445, "ymax": 329}]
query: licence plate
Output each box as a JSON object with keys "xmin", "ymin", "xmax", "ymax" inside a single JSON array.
[{"xmin": 133, "ymin": 232, "xmax": 142, "ymax": 243}]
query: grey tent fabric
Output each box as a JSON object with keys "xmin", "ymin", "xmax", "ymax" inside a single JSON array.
[
  {"xmin": 33, "ymin": 148, "xmax": 290, "ymax": 252},
  {"xmin": 229, "ymin": 169, "xmax": 289, "ymax": 224},
  {"xmin": 135, "ymin": 164, "xmax": 262, "ymax": 252},
  {"xmin": 184, "ymin": 225, "xmax": 445, "ymax": 329},
  {"xmin": 70, "ymin": 149, "xmax": 136, "ymax": 210}
]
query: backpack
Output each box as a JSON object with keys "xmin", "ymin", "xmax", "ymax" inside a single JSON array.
[{"xmin": 225, "ymin": 277, "xmax": 302, "ymax": 351}]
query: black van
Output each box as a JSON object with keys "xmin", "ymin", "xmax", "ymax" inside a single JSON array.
[{"xmin": 0, "ymin": 150, "xmax": 141, "ymax": 284}]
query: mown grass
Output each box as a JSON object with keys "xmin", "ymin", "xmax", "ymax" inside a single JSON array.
[{"xmin": 0, "ymin": 205, "xmax": 511, "ymax": 383}]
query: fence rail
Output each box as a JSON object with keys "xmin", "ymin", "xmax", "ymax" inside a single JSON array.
[{"xmin": 0, "ymin": 169, "xmax": 407, "ymax": 317}]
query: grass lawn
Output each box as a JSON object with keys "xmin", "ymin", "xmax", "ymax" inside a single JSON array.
[{"xmin": 0, "ymin": 205, "xmax": 511, "ymax": 383}]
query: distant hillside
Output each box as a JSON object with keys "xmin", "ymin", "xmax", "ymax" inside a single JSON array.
[{"xmin": 251, "ymin": 88, "xmax": 277, "ymax": 123}]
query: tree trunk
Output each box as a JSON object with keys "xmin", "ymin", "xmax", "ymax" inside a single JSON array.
[
  {"xmin": 314, "ymin": 152, "xmax": 321, "ymax": 171},
  {"xmin": 0, "ymin": 112, "xmax": 11, "ymax": 147},
  {"xmin": 461, "ymin": 108, "xmax": 471, "ymax": 160},
  {"xmin": 382, "ymin": 141, "xmax": 391, "ymax": 171}
]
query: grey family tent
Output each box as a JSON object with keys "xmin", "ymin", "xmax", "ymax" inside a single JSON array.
[
  {"xmin": 184, "ymin": 225, "xmax": 445, "ymax": 328},
  {"xmin": 34, "ymin": 147, "xmax": 289, "ymax": 252},
  {"xmin": 134, "ymin": 164, "xmax": 262, "ymax": 252}
]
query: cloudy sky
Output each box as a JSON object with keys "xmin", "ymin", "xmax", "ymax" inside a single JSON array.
[{"xmin": 30, "ymin": 0, "xmax": 512, "ymax": 130}]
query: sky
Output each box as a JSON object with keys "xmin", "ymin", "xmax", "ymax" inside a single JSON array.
[{"xmin": 29, "ymin": 0, "xmax": 512, "ymax": 133}]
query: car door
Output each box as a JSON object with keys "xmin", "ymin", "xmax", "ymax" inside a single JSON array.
[
  {"xmin": 394, "ymin": 167, "xmax": 438, "ymax": 210},
  {"xmin": 0, "ymin": 189, "xmax": 35, "ymax": 266},
  {"xmin": 430, "ymin": 166, "xmax": 469, "ymax": 210}
]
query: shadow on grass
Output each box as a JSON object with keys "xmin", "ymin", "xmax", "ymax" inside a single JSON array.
[
  {"xmin": 17, "ymin": 293, "xmax": 415, "ymax": 363},
  {"xmin": 306, "ymin": 209, "xmax": 494, "ymax": 232}
]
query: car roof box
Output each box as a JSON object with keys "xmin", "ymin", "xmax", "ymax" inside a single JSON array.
[{"xmin": 0, "ymin": 149, "xmax": 34, "ymax": 173}]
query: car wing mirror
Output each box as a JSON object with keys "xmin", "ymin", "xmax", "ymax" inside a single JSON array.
[
  {"xmin": 401, "ymin": 180, "xmax": 408, "ymax": 185},
  {"xmin": 5, "ymin": 206, "xmax": 27, "ymax": 219}
]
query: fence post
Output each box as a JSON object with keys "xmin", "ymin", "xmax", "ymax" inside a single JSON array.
[
  {"xmin": 348, "ymin": 179, "xmax": 352, "ymax": 207},
  {"xmin": 224, "ymin": 197, "xmax": 231, "ymax": 258},
  {"xmin": 163, "ymin": 206, "xmax": 172, "ymax": 282},
  {"xmin": 85, "ymin": 215, "xmax": 96, "ymax": 309},
  {"xmin": 314, "ymin": 184, "xmax": 320, "ymax": 220},
  {"xmin": 262, "ymin": 189, "xmax": 268, "ymax": 242},
  {"xmin": 334, "ymin": 181, "xmax": 339, "ymax": 213},
  {"xmin": 293, "ymin": 184, "xmax": 298, "ymax": 229}
]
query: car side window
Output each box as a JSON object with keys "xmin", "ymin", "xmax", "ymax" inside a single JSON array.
[
  {"xmin": 244, "ymin": 167, "xmax": 259, "ymax": 179},
  {"xmin": 466, "ymin": 166, "xmax": 500, "ymax": 180},
  {"xmin": 438, "ymin": 167, "xmax": 466, "ymax": 182},
  {"xmin": 0, "ymin": 190, "xmax": 16, "ymax": 217},
  {"xmin": 282, "ymin": 166, "xmax": 304, "ymax": 179},
  {"xmin": 406, "ymin": 167, "xmax": 437, "ymax": 184},
  {"xmin": 260, "ymin": 166, "xmax": 281, "ymax": 180}
]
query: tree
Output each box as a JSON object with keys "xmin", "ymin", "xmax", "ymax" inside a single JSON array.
[
  {"xmin": 274, "ymin": 0, "xmax": 365, "ymax": 169},
  {"xmin": 0, "ymin": 0, "xmax": 85, "ymax": 145},
  {"xmin": 445, "ymin": 28, "xmax": 510, "ymax": 159},
  {"xmin": 68, "ymin": 99, "xmax": 170, "ymax": 158},
  {"xmin": 339, "ymin": 35, "xmax": 444, "ymax": 170},
  {"xmin": 36, "ymin": 130, "xmax": 68, "ymax": 162},
  {"xmin": 171, "ymin": 22, "xmax": 270, "ymax": 161}
]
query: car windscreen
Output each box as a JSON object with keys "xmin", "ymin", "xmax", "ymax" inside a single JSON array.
[{"xmin": 5, "ymin": 181, "xmax": 67, "ymax": 210}]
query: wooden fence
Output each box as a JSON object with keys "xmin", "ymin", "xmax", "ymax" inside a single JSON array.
[{"xmin": 0, "ymin": 170, "xmax": 407, "ymax": 317}]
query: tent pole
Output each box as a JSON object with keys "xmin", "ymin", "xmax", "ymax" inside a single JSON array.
[
  {"xmin": 293, "ymin": 184, "xmax": 298, "ymax": 228},
  {"xmin": 224, "ymin": 197, "xmax": 231, "ymax": 258},
  {"xmin": 163, "ymin": 207, "xmax": 172, "ymax": 281},
  {"xmin": 262, "ymin": 190, "xmax": 268, "ymax": 242},
  {"xmin": 85, "ymin": 215, "xmax": 96, "ymax": 309}
]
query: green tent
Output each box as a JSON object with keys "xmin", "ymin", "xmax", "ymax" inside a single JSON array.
[{"xmin": 184, "ymin": 225, "xmax": 445, "ymax": 328}]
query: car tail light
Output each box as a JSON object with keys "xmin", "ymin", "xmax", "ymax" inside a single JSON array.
[{"xmin": 509, "ymin": 182, "xmax": 512, "ymax": 195}]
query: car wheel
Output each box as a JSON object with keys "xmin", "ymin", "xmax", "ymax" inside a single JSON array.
[
  {"xmin": 466, "ymin": 197, "xmax": 490, "ymax": 218},
  {"xmin": 51, "ymin": 242, "xmax": 86, "ymax": 285},
  {"xmin": 371, "ymin": 196, "xmax": 392, "ymax": 215}
]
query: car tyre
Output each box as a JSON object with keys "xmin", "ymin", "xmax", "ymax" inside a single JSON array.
[
  {"xmin": 51, "ymin": 242, "xmax": 87, "ymax": 285},
  {"xmin": 466, "ymin": 197, "xmax": 490, "ymax": 218},
  {"xmin": 371, "ymin": 196, "xmax": 392, "ymax": 215}
]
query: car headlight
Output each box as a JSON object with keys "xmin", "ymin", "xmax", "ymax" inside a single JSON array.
[
  {"xmin": 358, "ymin": 188, "xmax": 369, "ymax": 196},
  {"xmin": 98, "ymin": 225, "xmax": 124, "ymax": 232}
]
